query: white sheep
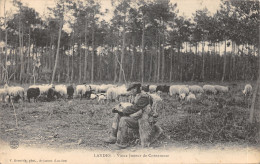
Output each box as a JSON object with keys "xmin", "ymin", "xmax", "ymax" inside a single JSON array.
[
  {"xmin": 29, "ymin": 84, "xmax": 53, "ymax": 95},
  {"xmin": 90, "ymin": 93, "xmax": 98, "ymax": 100},
  {"xmin": 214, "ymin": 85, "xmax": 229, "ymax": 94},
  {"xmin": 169, "ymin": 85, "xmax": 181, "ymax": 97},
  {"xmin": 186, "ymin": 92, "xmax": 196, "ymax": 102},
  {"xmin": 4, "ymin": 84, "xmax": 25, "ymax": 102},
  {"xmin": 0, "ymin": 88, "xmax": 7, "ymax": 102},
  {"xmin": 242, "ymin": 84, "xmax": 253, "ymax": 96},
  {"xmin": 76, "ymin": 85, "xmax": 90, "ymax": 98},
  {"xmin": 116, "ymin": 84, "xmax": 130, "ymax": 101},
  {"xmin": 149, "ymin": 85, "xmax": 157, "ymax": 93},
  {"xmin": 98, "ymin": 84, "xmax": 115, "ymax": 93},
  {"xmin": 55, "ymin": 84, "xmax": 67, "ymax": 97},
  {"xmin": 188, "ymin": 85, "xmax": 204, "ymax": 94},
  {"xmin": 178, "ymin": 85, "xmax": 189, "ymax": 96},
  {"xmin": 97, "ymin": 94, "xmax": 106, "ymax": 104},
  {"xmin": 203, "ymin": 85, "xmax": 217, "ymax": 94},
  {"xmin": 106, "ymin": 87, "xmax": 118, "ymax": 102},
  {"xmin": 179, "ymin": 93, "xmax": 186, "ymax": 100}
]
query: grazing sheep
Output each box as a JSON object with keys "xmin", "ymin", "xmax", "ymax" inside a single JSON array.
[
  {"xmin": 47, "ymin": 88, "xmax": 61, "ymax": 101},
  {"xmin": 76, "ymin": 85, "xmax": 90, "ymax": 99},
  {"xmin": 149, "ymin": 85, "xmax": 157, "ymax": 93},
  {"xmin": 188, "ymin": 85, "xmax": 204, "ymax": 94},
  {"xmin": 203, "ymin": 85, "xmax": 217, "ymax": 94},
  {"xmin": 242, "ymin": 84, "xmax": 253, "ymax": 96},
  {"xmin": 156, "ymin": 85, "xmax": 170, "ymax": 94},
  {"xmin": 4, "ymin": 84, "xmax": 25, "ymax": 102},
  {"xmin": 179, "ymin": 93, "xmax": 186, "ymax": 100},
  {"xmin": 27, "ymin": 88, "xmax": 40, "ymax": 102},
  {"xmin": 55, "ymin": 85, "xmax": 67, "ymax": 98},
  {"xmin": 106, "ymin": 87, "xmax": 118, "ymax": 102},
  {"xmin": 0, "ymin": 88, "xmax": 7, "ymax": 102},
  {"xmin": 186, "ymin": 92, "xmax": 196, "ymax": 102},
  {"xmin": 214, "ymin": 85, "xmax": 229, "ymax": 94},
  {"xmin": 178, "ymin": 85, "xmax": 189, "ymax": 96},
  {"xmin": 67, "ymin": 85, "xmax": 74, "ymax": 99},
  {"xmin": 141, "ymin": 85, "xmax": 150, "ymax": 92},
  {"xmin": 84, "ymin": 85, "xmax": 92, "ymax": 99},
  {"xmin": 116, "ymin": 85, "xmax": 130, "ymax": 101},
  {"xmin": 29, "ymin": 84, "xmax": 53, "ymax": 95},
  {"xmin": 169, "ymin": 85, "xmax": 180, "ymax": 97}
]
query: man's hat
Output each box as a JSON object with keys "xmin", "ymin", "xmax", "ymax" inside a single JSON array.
[{"xmin": 127, "ymin": 83, "xmax": 141, "ymax": 91}]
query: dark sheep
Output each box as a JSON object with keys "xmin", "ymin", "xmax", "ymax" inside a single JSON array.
[
  {"xmin": 67, "ymin": 85, "xmax": 74, "ymax": 99},
  {"xmin": 27, "ymin": 87, "xmax": 40, "ymax": 102},
  {"xmin": 156, "ymin": 85, "xmax": 170, "ymax": 94},
  {"xmin": 47, "ymin": 88, "xmax": 61, "ymax": 101},
  {"xmin": 84, "ymin": 90, "xmax": 92, "ymax": 99}
]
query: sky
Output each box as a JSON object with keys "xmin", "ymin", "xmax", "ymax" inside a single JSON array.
[{"xmin": 0, "ymin": 0, "xmax": 221, "ymax": 20}]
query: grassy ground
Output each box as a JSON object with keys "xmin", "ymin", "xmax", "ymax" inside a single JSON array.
[{"xmin": 0, "ymin": 81, "xmax": 259, "ymax": 151}]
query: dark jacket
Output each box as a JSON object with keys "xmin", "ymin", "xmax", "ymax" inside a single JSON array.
[{"xmin": 122, "ymin": 92, "xmax": 153, "ymax": 118}]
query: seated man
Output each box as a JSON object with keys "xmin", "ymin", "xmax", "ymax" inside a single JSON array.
[{"xmin": 104, "ymin": 83, "xmax": 154, "ymax": 149}]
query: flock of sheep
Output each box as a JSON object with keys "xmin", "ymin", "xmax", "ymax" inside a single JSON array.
[{"xmin": 0, "ymin": 82, "xmax": 253, "ymax": 105}]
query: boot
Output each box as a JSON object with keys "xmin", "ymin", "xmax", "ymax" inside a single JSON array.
[{"xmin": 103, "ymin": 128, "xmax": 117, "ymax": 144}]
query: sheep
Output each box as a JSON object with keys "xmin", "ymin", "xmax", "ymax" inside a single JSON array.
[
  {"xmin": 186, "ymin": 92, "xmax": 196, "ymax": 102},
  {"xmin": 55, "ymin": 84, "xmax": 67, "ymax": 98},
  {"xmin": 0, "ymin": 88, "xmax": 7, "ymax": 102},
  {"xmin": 47, "ymin": 88, "xmax": 61, "ymax": 101},
  {"xmin": 29, "ymin": 84, "xmax": 53, "ymax": 95},
  {"xmin": 90, "ymin": 93, "xmax": 98, "ymax": 100},
  {"xmin": 84, "ymin": 85, "xmax": 92, "ymax": 99},
  {"xmin": 203, "ymin": 85, "xmax": 217, "ymax": 94},
  {"xmin": 214, "ymin": 85, "xmax": 229, "ymax": 94},
  {"xmin": 149, "ymin": 85, "xmax": 157, "ymax": 93},
  {"xmin": 178, "ymin": 85, "xmax": 189, "ymax": 96},
  {"xmin": 106, "ymin": 87, "xmax": 118, "ymax": 102},
  {"xmin": 169, "ymin": 85, "xmax": 181, "ymax": 97},
  {"xmin": 98, "ymin": 84, "xmax": 115, "ymax": 93},
  {"xmin": 179, "ymin": 93, "xmax": 186, "ymax": 100},
  {"xmin": 188, "ymin": 85, "xmax": 204, "ymax": 94},
  {"xmin": 27, "ymin": 88, "xmax": 40, "ymax": 102},
  {"xmin": 97, "ymin": 94, "xmax": 106, "ymax": 104},
  {"xmin": 242, "ymin": 84, "xmax": 253, "ymax": 96},
  {"xmin": 67, "ymin": 85, "xmax": 74, "ymax": 99},
  {"xmin": 76, "ymin": 85, "xmax": 91, "ymax": 99},
  {"xmin": 4, "ymin": 84, "xmax": 25, "ymax": 102},
  {"xmin": 156, "ymin": 85, "xmax": 170, "ymax": 94},
  {"xmin": 116, "ymin": 84, "xmax": 130, "ymax": 101}
]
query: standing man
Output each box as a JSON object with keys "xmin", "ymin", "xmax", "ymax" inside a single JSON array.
[{"xmin": 103, "ymin": 83, "xmax": 155, "ymax": 149}]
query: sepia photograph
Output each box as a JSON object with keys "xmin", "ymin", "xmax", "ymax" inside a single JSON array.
[{"xmin": 0, "ymin": 0, "xmax": 259, "ymax": 163}]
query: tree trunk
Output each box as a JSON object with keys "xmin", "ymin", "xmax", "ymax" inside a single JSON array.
[
  {"xmin": 91, "ymin": 13, "xmax": 95, "ymax": 84},
  {"xmin": 201, "ymin": 41, "xmax": 205, "ymax": 81},
  {"xmin": 141, "ymin": 16, "xmax": 145, "ymax": 84},
  {"xmin": 79, "ymin": 39, "xmax": 82, "ymax": 83},
  {"xmin": 221, "ymin": 40, "xmax": 227, "ymax": 82},
  {"xmin": 119, "ymin": 16, "xmax": 126, "ymax": 84},
  {"xmin": 157, "ymin": 29, "xmax": 160, "ymax": 83},
  {"xmin": 130, "ymin": 37, "xmax": 135, "ymax": 81},
  {"xmin": 3, "ymin": 0, "xmax": 8, "ymax": 83},
  {"xmin": 51, "ymin": 5, "xmax": 64, "ymax": 84},
  {"xmin": 169, "ymin": 47, "xmax": 173, "ymax": 82},
  {"xmin": 84, "ymin": 16, "xmax": 88, "ymax": 82},
  {"xmin": 161, "ymin": 21, "xmax": 165, "ymax": 82},
  {"xmin": 249, "ymin": 15, "xmax": 260, "ymax": 125}
]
